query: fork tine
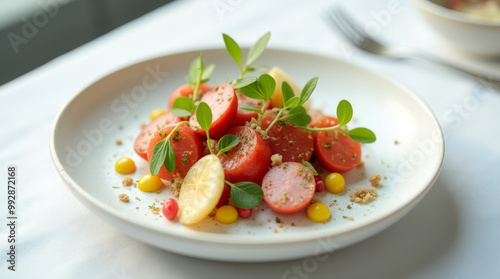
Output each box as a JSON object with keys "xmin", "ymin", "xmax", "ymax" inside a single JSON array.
[
  {"xmin": 332, "ymin": 7, "xmax": 368, "ymax": 39},
  {"xmin": 326, "ymin": 8, "xmax": 361, "ymax": 46}
]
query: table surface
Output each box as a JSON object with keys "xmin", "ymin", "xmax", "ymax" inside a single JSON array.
[{"xmin": 1, "ymin": 0, "xmax": 499, "ymax": 278}]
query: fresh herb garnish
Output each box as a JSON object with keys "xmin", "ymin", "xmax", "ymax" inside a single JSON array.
[
  {"xmin": 149, "ymin": 121, "xmax": 189, "ymax": 175},
  {"xmin": 217, "ymin": 134, "xmax": 240, "ymax": 156},
  {"xmin": 223, "ymin": 32, "xmax": 271, "ymax": 79},
  {"xmin": 301, "ymin": 159, "xmax": 318, "ymax": 176},
  {"xmin": 171, "ymin": 96, "xmax": 195, "ymax": 117},
  {"xmin": 304, "ymin": 99, "xmax": 376, "ymax": 143},
  {"xmin": 225, "ymin": 180, "xmax": 264, "ymax": 209}
]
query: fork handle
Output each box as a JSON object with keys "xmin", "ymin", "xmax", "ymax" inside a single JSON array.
[{"xmin": 413, "ymin": 52, "xmax": 500, "ymax": 88}]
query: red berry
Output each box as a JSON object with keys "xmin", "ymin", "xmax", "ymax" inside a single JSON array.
[
  {"xmin": 238, "ymin": 208, "xmax": 253, "ymax": 218},
  {"xmin": 162, "ymin": 198, "xmax": 179, "ymax": 220},
  {"xmin": 314, "ymin": 175, "xmax": 325, "ymax": 192},
  {"xmin": 216, "ymin": 184, "xmax": 231, "ymax": 208}
]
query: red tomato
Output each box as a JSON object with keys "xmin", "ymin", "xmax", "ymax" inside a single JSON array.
[
  {"xmin": 231, "ymin": 92, "xmax": 270, "ymax": 127},
  {"xmin": 261, "ymin": 116, "xmax": 314, "ymax": 162},
  {"xmin": 167, "ymin": 84, "xmax": 212, "ymax": 112},
  {"xmin": 262, "ymin": 162, "xmax": 316, "ymax": 214},
  {"xmin": 314, "ymin": 175, "xmax": 325, "ymax": 192},
  {"xmin": 147, "ymin": 124, "xmax": 203, "ymax": 180},
  {"xmin": 237, "ymin": 208, "xmax": 253, "ymax": 219},
  {"xmin": 162, "ymin": 198, "xmax": 178, "ymax": 220},
  {"xmin": 309, "ymin": 115, "xmax": 339, "ymax": 141},
  {"xmin": 216, "ymin": 184, "xmax": 231, "ymax": 208},
  {"xmin": 189, "ymin": 84, "xmax": 238, "ymax": 139},
  {"xmin": 133, "ymin": 113, "xmax": 182, "ymax": 160},
  {"xmin": 219, "ymin": 126, "xmax": 272, "ymax": 184},
  {"xmin": 314, "ymin": 129, "xmax": 361, "ymax": 173}
]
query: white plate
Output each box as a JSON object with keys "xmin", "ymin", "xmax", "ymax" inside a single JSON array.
[{"xmin": 50, "ymin": 48, "xmax": 444, "ymax": 262}]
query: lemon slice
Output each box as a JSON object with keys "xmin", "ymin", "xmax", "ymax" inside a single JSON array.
[
  {"xmin": 268, "ymin": 67, "xmax": 311, "ymax": 110},
  {"xmin": 178, "ymin": 154, "xmax": 224, "ymax": 225}
]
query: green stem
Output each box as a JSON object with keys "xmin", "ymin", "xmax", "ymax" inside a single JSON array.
[
  {"xmin": 192, "ymin": 66, "xmax": 204, "ymax": 102},
  {"xmin": 301, "ymin": 124, "xmax": 350, "ymax": 136},
  {"xmin": 302, "ymin": 124, "xmax": 341, "ymax": 132},
  {"xmin": 206, "ymin": 131, "xmax": 214, "ymax": 155},
  {"xmin": 265, "ymin": 108, "xmax": 285, "ymax": 133},
  {"xmin": 224, "ymin": 180, "xmax": 235, "ymax": 188},
  {"xmin": 258, "ymin": 99, "xmax": 268, "ymax": 126},
  {"xmin": 164, "ymin": 121, "xmax": 190, "ymax": 141}
]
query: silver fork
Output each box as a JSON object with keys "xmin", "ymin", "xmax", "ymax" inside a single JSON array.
[{"xmin": 326, "ymin": 7, "xmax": 500, "ymax": 88}]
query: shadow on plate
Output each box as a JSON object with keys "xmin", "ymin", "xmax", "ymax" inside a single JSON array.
[{"xmin": 113, "ymin": 173, "xmax": 458, "ymax": 279}]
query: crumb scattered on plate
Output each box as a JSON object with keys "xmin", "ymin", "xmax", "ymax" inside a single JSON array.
[
  {"xmin": 350, "ymin": 187, "xmax": 377, "ymax": 204},
  {"xmin": 119, "ymin": 193, "xmax": 129, "ymax": 202},
  {"xmin": 369, "ymin": 174, "xmax": 382, "ymax": 187},
  {"xmin": 122, "ymin": 176, "xmax": 134, "ymax": 186}
]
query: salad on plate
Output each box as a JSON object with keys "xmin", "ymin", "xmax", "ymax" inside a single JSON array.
[{"xmin": 114, "ymin": 32, "xmax": 377, "ymax": 227}]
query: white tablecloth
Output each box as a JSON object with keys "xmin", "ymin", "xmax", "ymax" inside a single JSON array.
[{"xmin": 1, "ymin": 0, "xmax": 499, "ymax": 278}]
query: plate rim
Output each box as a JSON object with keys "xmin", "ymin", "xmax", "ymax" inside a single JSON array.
[{"xmin": 49, "ymin": 47, "xmax": 445, "ymax": 245}]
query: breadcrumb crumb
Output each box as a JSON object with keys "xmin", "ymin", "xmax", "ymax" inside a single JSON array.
[
  {"xmin": 115, "ymin": 139, "xmax": 122, "ymax": 145},
  {"xmin": 271, "ymin": 154, "xmax": 283, "ymax": 166},
  {"xmin": 122, "ymin": 176, "xmax": 134, "ymax": 186},
  {"xmin": 350, "ymin": 187, "xmax": 377, "ymax": 204},
  {"xmin": 369, "ymin": 174, "xmax": 382, "ymax": 187},
  {"xmin": 170, "ymin": 175, "xmax": 183, "ymax": 199},
  {"xmin": 118, "ymin": 194, "xmax": 129, "ymax": 202}
]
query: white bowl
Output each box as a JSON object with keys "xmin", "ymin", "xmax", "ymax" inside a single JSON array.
[
  {"xmin": 50, "ymin": 48, "xmax": 444, "ymax": 262},
  {"xmin": 413, "ymin": 0, "xmax": 500, "ymax": 57}
]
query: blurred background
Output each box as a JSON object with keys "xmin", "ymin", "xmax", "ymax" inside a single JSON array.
[{"xmin": 0, "ymin": 0, "xmax": 174, "ymax": 86}]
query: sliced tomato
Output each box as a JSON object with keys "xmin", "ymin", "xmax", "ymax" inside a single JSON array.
[
  {"xmin": 147, "ymin": 124, "xmax": 203, "ymax": 180},
  {"xmin": 315, "ymin": 129, "xmax": 361, "ymax": 173},
  {"xmin": 309, "ymin": 115, "xmax": 339, "ymax": 141},
  {"xmin": 219, "ymin": 126, "xmax": 272, "ymax": 184},
  {"xmin": 133, "ymin": 113, "xmax": 182, "ymax": 160},
  {"xmin": 189, "ymin": 83, "xmax": 238, "ymax": 139},
  {"xmin": 261, "ymin": 116, "xmax": 314, "ymax": 162},
  {"xmin": 231, "ymin": 92, "xmax": 270, "ymax": 127},
  {"xmin": 216, "ymin": 184, "xmax": 231, "ymax": 208},
  {"xmin": 262, "ymin": 162, "xmax": 316, "ymax": 214},
  {"xmin": 167, "ymin": 83, "xmax": 212, "ymax": 112}
]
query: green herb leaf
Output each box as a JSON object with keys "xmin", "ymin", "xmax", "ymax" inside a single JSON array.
[
  {"xmin": 223, "ymin": 34, "xmax": 242, "ymax": 68},
  {"xmin": 246, "ymin": 32, "xmax": 271, "ymax": 67},
  {"xmin": 201, "ymin": 64, "xmax": 215, "ymax": 81},
  {"xmin": 299, "ymin": 77, "xmax": 318, "ymax": 106},
  {"xmin": 348, "ymin": 128, "xmax": 376, "ymax": 143},
  {"xmin": 164, "ymin": 141, "xmax": 176, "ymax": 173},
  {"xmin": 217, "ymin": 134, "xmax": 240, "ymax": 155},
  {"xmin": 257, "ymin": 74, "xmax": 276, "ymax": 100},
  {"xmin": 150, "ymin": 139, "xmax": 169, "ymax": 175},
  {"xmin": 198, "ymin": 52, "xmax": 204, "ymax": 71},
  {"xmin": 229, "ymin": 182, "xmax": 264, "ymax": 209},
  {"xmin": 185, "ymin": 57, "xmax": 201, "ymax": 85},
  {"xmin": 238, "ymin": 81, "xmax": 264, "ymax": 100},
  {"xmin": 171, "ymin": 96, "xmax": 195, "ymax": 117},
  {"xmin": 281, "ymin": 81, "xmax": 295, "ymax": 105},
  {"xmin": 285, "ymin": 96, "xmax": 300, "ymax": 109},
  {"xmin": 301, "ymin": 159, "xmax": 318, "ymax": 176},
  {"xmin": 337, "ymin": 100, "xmax": 353, "ymax": 126},
  {"xmin": 239, "ymin": 106, "xmax": 262, "ymax": 113},
  {"xmin": 285, "ymin": 106, "xmax": 311, "ymax": 126},
  {"xmin": 196, "ymin": 102, "xmax": 212, "ymax": 133},
  {"xmin": 233, "ymin": 76, "xmax": 257, "ymax": 89}
]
